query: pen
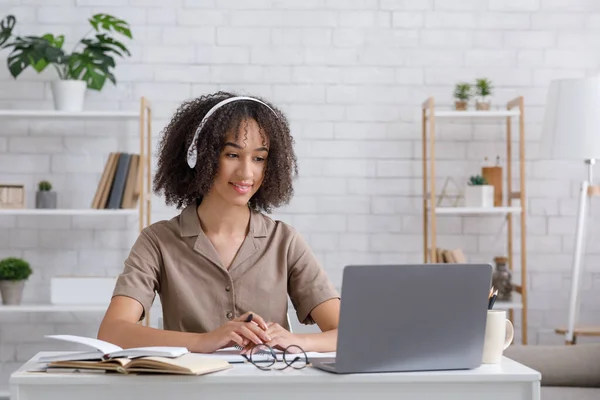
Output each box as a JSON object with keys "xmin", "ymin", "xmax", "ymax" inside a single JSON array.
[{"xmin": 488, "ymin": 289, "xmax": 498, "ymax": 310}]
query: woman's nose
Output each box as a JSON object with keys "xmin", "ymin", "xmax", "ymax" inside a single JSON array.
[{"xmin": 236, "ymin": 157, "xmax": 252, "ymax": 179}]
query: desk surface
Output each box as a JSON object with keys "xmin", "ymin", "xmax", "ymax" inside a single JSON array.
[{"xmin": 11, "ymin": 351, "xmax": 541, "ymax": 385}]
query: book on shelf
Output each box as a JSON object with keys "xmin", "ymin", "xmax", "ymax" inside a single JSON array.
[
  {"xmin": 428, "ymin": 248, "xmax": 466, "ymax": 263},
  {"xmin": 38, "ymin": 334, "xmax": 189, "ymax": 363},
  {"xmin": 91, "ymin": 152, "xmax": 141, "ymax": 209}
]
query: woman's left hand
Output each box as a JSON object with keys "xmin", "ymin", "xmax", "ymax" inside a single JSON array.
[{"xmin": 240, "ymin": 322, "xmax": 305, "ymax": 354}]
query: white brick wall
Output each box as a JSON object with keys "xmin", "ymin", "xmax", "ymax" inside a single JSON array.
[{"xmin": 1, "ymin": 0, "xmax": 600, "ymax": 390}]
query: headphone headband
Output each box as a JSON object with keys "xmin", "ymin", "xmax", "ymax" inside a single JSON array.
[{"xmin": 186, "ymin": 96, "xmax": 278, "ymax": 168}]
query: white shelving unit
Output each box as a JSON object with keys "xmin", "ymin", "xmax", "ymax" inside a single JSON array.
[
  {"xmin": 432, "ymin": 109, "xmax": 520, "ymax": 118},
  {"xmin": 0, "ymin": 304, "xmax": 108, "ymax": 312},
  {"xmin": 433, "ymin": 206, "xmax": 522, "ymax": 215},
  {"xmin": 0, "ymin": 209, "xmax": 137, "ymax": 216},
  {"xmin": 0, "ymin": 110, "xmax": 138, "ymax": 119},
  {"xmin": 0, "ymin": 99, "xmax": 153, "ymax": 325},
  {"xmin": 0, "ymin": 99, "xmax": 152, "ymax": 227},
  {"xmin": 422, "ymin": 97, "xmax": 528, "ymax": 344}
]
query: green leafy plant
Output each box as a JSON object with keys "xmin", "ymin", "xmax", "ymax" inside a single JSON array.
[
  {"xmin": 453, "ymin": 82, "xmax": 472, "ymax": 101},
  {"xmin": 38, "ymin": 180, "xmax": 52, "ymax": 191},
  {"xmin": 0, "ymin": 13, "xmax": 132, "ymax": 91},
  {"xmin": 0, "ymin": 257, "xmax": 32, "ymax": 281},
  {"xmin": 475, "ymin": 78, "xmax": 493, "ymax": 98},
  {"xmin": 468, "ymin": 175, "xmax": 488, "ymax": 186}
]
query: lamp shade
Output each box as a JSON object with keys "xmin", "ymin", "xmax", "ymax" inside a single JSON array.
[{"xmin": 538, "ymin": 77, "xmax": 600, "ymax": 160}]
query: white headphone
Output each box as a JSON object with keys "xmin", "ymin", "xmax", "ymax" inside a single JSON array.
[{"xmin": 186, "ymin": 96, "xmax": 279, "ymax": 169}]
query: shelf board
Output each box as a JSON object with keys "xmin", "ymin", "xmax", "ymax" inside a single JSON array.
[
  {"xmin": 0, "ymin": 304, "xmax": 108, "ymax": 312},
  {"xmin": 429, "ymin": 110, "xmax": 520, "ymax": 118},
  {"xmin": 0, "ymin": 209, "xmax": 137, "ymax": 216},
  {"xmin": 433, "ymin": 206, "xmax": 521, "ymax": 215},
  {"xmin": 0, "ymin": 109, "xmax": 138, "ymax": 119}
]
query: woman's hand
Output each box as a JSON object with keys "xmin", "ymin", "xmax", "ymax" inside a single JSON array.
[
  {"xmin": 241, "ymin": 322, "xmax": 305, "ymax": 354},
  {"xmin": 198, "ymin": 311, "xmax": 270, "ymax": 353}
]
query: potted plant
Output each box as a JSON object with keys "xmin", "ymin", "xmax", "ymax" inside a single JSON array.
[
  {"xmin": 464, "ymin": 175, "xmax": 494, "ymax": 208},
  {"xmin": 475, "ymin": 78, "xmax": 493, "ymax": 110},
  {"xmin": 453, "ymin": 82, "xmax": 472, "ymax": 111},
  {"xmin": 36, "ymin": 180, "xmax": 57, "ymax": 209},
  {"xmin": 0, "ymin": 257, "xmax": 32, "ymax": 305},
  {"xmin": 0, "ymin": 13, "xmax": 133, "ymax": 112}
]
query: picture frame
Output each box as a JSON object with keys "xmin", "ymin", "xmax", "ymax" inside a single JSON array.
[{"xmin": 0, "ymin": 184, "xmax": 25, "ymax": 209}]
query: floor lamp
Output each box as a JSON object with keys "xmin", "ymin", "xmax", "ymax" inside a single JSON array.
[{"xmin": 539, "ymin": 77, "xmax": 600, "ymax": 345}]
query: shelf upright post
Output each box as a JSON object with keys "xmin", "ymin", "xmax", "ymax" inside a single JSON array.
[
  {"xmin": 422, "ymin": 97, "xmax": 437, "ymax": 263},
  {"xmin": 422, "ymin": 101, "xmax": 428, "ymax": 263},
  {"xmin": 507, "ymin": 96, "xmax": 527, "ymax": 345},
  {"xmin": 518, "ymin": 96, "xmax": 527, "ymax": 345},
  {"xmin": 506, "ymin": 103, "xmax": 514, "ymax": 328},
  {"xmin": 138, "ymin": 96, "xmax": 153, "ymax": 327}
]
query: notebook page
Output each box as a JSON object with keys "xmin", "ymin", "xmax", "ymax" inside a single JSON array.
[
  {"xmin": 46, "ymin": 335, "xmax": 122, "ymax": 355},
  {"xmin": 199, "ymin": 348, "xmax": 336, "ymax": 363},
  {"xmin": 108, "ymin": 346, "xmax": 189, "ymax": 358}
]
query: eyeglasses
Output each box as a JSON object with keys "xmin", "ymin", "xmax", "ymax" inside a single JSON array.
[{"xmin": 241, "ymin": 344, "xmax": 308, "ymax": 371}]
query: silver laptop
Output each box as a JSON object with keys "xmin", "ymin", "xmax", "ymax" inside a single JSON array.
[{"xmin": 312, "ymin": 263, "xmax": 492, "ymax": 374}]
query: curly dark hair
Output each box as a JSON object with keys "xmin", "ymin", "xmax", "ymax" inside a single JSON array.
[{"xmin": 153, "ymin": 91, "xmax": 298, "ymax": 213}]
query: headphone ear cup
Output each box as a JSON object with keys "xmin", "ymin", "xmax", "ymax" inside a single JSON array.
[{"xmin": 187, "ymin": 123, "xmax": 203, "ymax": 168}]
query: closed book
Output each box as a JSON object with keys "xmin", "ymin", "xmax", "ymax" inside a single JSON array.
[{"xmin": 106, "ymin": 153, "xmax": 132, "ymax": 209}]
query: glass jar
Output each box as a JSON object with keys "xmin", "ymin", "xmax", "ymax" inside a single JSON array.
[{"xmin": 492, "ymin": 256, "xmax": 512, "ymax": 301}]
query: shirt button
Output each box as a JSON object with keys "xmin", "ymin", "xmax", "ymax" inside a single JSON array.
[
  {"xmin": 225, "ymin": 285, "xmax": 231, "ymax": 292},
  {"xmin": 226, "ymin": 312, "xmax": 233, "ymax": 320}
]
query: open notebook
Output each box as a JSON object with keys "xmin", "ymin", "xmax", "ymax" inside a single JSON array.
[
  {"xmin": 38, "ymin": 335, "xmax": 189, "ymax": 363},
  {"xmin": 203, "ymin": 347, "xmax": 336, "ymax": 363},
  {"xmin": 45, "ymin": 353, "xmax": 232, "ymax": 376}
]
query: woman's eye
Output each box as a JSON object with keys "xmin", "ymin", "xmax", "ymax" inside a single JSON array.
[
  {"xmin": 226, "ymin": 153, "xmax": 238, "ymax": 158},
  {"xmin": 254, "ymin": 157, "xmax": 265, "ymax": 162}
]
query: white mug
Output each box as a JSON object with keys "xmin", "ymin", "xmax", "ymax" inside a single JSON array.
[{"xmin": 482, "ymin": 310, "xmax": 514, "ymax": 364}]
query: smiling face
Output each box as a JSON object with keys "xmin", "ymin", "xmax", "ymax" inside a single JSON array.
[{"xmin": 208, "ymin": 118, "xmax": 269, "ymax": 208}]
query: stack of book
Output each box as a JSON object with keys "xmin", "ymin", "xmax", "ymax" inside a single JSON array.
[
  {"xmin": 429, "ymin": 248, "xmax": 467, "ymax": 263},
  {"xmin": 92, "ymin": 152, "xmax": 141, "ymax": 209}
]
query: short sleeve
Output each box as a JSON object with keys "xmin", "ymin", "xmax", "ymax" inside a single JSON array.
[
  {"xmin": 287, "ymin": 231, "xmax": 339, "ymax": 325},
  {"xmin": 112, "ymin": 227, "xmax": 162, "ymax": 321}
]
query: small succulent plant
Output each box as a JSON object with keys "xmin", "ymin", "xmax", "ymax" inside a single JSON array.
[
  {"xmin": 0, "ymin": 257, "xmax": 32, "ymax": 281},
  {"xmin": 468, "ymin": 175, "xmax": 488, "ymax": 186},
  {"xmin": 38, "ymin": 180, "xmax": 52, "ymax": 191},
  {"xmin": 475, "ymin": 78, "xmax": 493, "ymax": 98},
  {"xmin": 454, "ymin": 82, "xmax": 472, "ymax": 101}
]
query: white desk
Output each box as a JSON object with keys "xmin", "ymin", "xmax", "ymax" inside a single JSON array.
[{"xmin": 10, "ymin": 352, "xmax": 540, "ymax": 400}]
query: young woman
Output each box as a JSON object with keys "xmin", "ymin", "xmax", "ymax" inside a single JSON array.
[{"xmin": 97, "ymin": 92, "xmax": 340, "ymax": 354}]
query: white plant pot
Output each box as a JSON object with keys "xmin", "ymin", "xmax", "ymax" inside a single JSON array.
[
  {"xmin": 51, "ymin": 80, "xmax": 87, "ymax": 112},
  {"xmin": 464, "ymin": 185, "xmax": 495, "ymax": 208}
]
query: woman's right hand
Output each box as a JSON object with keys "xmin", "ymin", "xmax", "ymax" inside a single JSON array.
[{"xmin": 198, "ymin": 311, "xmax": 271, "ymax": 353}]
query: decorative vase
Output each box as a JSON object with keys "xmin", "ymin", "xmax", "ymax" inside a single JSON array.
[
  {"xmin": 0, "ymin": 280, "xmax": 25, "ymax": 305},
  {"xmin": 51, "ymin": 80, "xmax": 87, "ymax": 112},
  {"xmin": 482, "ymin": 163, "xmax": 503, "ymax": 207},
  {"xmin": 492, "ymin": 257, "xmax": 512, "ymax": 301},
  {"xmin": 455, "ymin": 100, "xmax": 468, "ymax": 111},
  {"xmin": 36, "ymin": 191, "xmax": 57, "ymax": 209},
  {"xmin": 476, "ymin": 100, "xmax": 491, "ymax": 110},
  {"xmin": 464, "ymin": 185, "xmax": 494, "ymax": 208}
]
